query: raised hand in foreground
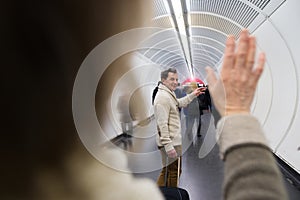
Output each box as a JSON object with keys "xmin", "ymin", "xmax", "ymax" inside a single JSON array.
[{"xmin": 206, "ymin": 29, "xmax": 265, "ymax": 116}]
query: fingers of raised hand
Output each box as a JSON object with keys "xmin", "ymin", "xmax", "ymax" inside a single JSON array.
[
  {"xmin": 249, "ymin": 52, "xmax": 265, "ymax": 87},
  {"xmin": 245, "ymin": 36, "xmax": 256, "ymax": 71},
  {"xmin": 235, "ymin": 29, "xmax": 250, "ymax": 71},
  {"xmin": 221, "ymin": 35, "xmax": 235, "ymax": 81}
]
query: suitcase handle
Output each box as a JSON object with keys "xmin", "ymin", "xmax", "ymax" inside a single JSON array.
[{"xmin": 164, "ymin": 156, "xmax": 181, "ymax": 187}]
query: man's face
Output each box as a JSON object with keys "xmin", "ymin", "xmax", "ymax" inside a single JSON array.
[{"xmin": 162, "ymin": 72, "xmax": 178, "ymax": 91}]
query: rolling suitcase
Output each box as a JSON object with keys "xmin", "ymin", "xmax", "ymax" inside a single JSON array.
[{"xmin": 159, "ymin": 157, "xmax": 190, "ymax": 200}]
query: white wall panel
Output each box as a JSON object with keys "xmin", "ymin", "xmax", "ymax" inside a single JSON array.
[
  {"xmin": 253, "ymin": 21, "xmax": 297, "ymax": 151},
  {"xmin": 251, "ymin": 62, "xmax": 272, "ymax": 128},
  {"xmin": 266, "ymin": 0, "xmax": 300, "ymax": 173}
]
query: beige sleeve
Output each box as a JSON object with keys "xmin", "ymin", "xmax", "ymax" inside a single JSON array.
[
  {"xmin": 216, "ymin": 114, "xmax": 268, "ymax": 160},
  {"xmin": 177, "ymin": 92, "xmax": 196, "ymax": 108}
]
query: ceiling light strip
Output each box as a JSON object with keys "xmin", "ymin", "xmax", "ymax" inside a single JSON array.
[{"xmin": 167, "ymin": 0, "xmax": 194, "ymax": 78}]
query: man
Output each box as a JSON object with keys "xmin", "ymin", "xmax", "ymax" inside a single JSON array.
[{"xmin": 153, "ymin": 68, "xmax": 204, "ymax": 187}]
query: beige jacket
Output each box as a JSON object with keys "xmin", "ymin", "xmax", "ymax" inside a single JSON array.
[{"xmin": 153, "ymin": 84, "xmax": 196, "ymax": 152}]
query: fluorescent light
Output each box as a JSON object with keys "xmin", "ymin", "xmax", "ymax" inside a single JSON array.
[
  {"xmin": 171, "ymin": 0, "xmax": 186, "ymax": 36},
  {"xmin": 170, "ymin": 0, "xmax": 193, "ymax": 78},
  {"xmin": 186, "ymin": 0, "xmax": 192, "ymax": 34}
]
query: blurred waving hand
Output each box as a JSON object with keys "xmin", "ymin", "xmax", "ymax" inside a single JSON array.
[{"xmin": 206, "ymin": 29, "xmax": 265, "ymax": 117}]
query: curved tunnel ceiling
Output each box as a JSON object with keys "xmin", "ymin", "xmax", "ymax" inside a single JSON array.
[{"xmin": 142, "ymin": 0, "xmax": 286, "ymax": 82}]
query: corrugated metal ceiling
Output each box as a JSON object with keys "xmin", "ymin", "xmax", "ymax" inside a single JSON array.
[{"xmin": 142, "ymin": 0, "xmax": 286, "ymax": 82}]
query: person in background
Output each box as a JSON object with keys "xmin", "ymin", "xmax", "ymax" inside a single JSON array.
[
  {"xmin": 206, "ymin": 29, "xmax": 288, "ymax": 200},
  {"xmin": 196, "ymin": 85, "xmax": 212, "ymax": 137},
  {"xmin": 153, "ymin": 68, "xmax": 204, "ymax": 187},
  {"xmin": 183, "ymin": 82, "xmax": 201, "ymax": 141}
]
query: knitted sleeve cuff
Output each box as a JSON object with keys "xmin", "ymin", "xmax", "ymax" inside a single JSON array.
[
  {"xmin": 216, "ymin": 114, "xmax": 269, "ymax": 160},
  {"xmin": 164, "ymin": 143, "xmax": 174, "ymax": 153}
]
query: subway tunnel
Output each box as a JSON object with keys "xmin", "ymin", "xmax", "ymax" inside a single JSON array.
[
  {"xmin": 2, "ymin": 0, "xmax": 300, "ymax": 199},
  {"xmin": 71, "ymin": 0, "xmax": 300, "ymax": 199}
]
